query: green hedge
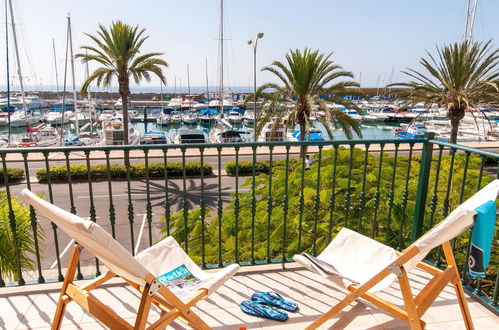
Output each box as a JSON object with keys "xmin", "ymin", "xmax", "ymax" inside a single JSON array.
[
  {"xmin": 0, "ymin": 168, "xmax": 25, "ymax": 184},
  {"xmin": 225, "ymin": 159, "xmax": 297, "ymax": 176},
  {"xmin": 36, "ymin": 161, "xmax": 213, "ymax": 183}
]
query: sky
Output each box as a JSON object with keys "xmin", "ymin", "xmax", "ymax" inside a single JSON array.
[{"xmin": 1, "ymin": 0, "xmax": 499, "ymax": 92}]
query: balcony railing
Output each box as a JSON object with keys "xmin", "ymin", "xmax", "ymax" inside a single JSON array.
[{"xmin": 0, "ymin": 135, "xmax": 497, "ymax": 313}]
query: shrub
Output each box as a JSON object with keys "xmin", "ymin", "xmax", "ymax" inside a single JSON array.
[
  {"xmin": 36, "ymin": 161, "xmax": 213, "ymax": 182},
  {"xmin": 225, "ymin": 159, "xmax": 297, "ymax": 176},
  {"xmin": 0, "ymin": 191, "xmax": 44, "ymax": 281},
  {"xmin": 0, "ymin": 168, "xmax": 25, "ymax": 184}
]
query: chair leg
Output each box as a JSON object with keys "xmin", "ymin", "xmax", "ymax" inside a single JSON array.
[
  {"xmin": 52, "ymin": 244, "xmax": 82, "ymax": 330},
  {"xmin": 52, "ymin": 299, "xmax": 68, "ymax": 330},
  {"xmin": 452, "ymin": 275, "xmax": 474, "ymax": 330},
  {"xmin": 398, "ymin": 268, "xmax": 424, "ymax": 330},
  {"xmin": 134, "ymin": 284, "xmax": 153, "ymax": 329},
  {"xmin": 442, "ymin": 242, "xmax": 474, "ymax": 330}
]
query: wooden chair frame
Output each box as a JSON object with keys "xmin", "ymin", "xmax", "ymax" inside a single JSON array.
[
  {"xmin": 52, "ymin": 243, "xmax": 211, "ymax": 330},
  {"xmin": 306, "ymin": 241, "xmax": 474, "ymax": 330}
]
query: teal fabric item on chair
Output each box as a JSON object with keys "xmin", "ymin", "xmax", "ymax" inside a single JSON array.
[{"xmin": 469, "ymin": 200, "xmax": 497, "ymax": 278}]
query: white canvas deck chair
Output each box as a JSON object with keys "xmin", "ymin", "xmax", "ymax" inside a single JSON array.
[
  {"xmin": 294, "ymin": 179, "xmax": 499, "ymax": 330},
  {"xmin": 21, "ymin": 189, "xmax": 240, "ymax": 330}
]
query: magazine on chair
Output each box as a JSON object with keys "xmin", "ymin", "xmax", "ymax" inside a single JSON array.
[{"xmin": 157, "ymin": 264, "xmax": 206, "ymax": 300}]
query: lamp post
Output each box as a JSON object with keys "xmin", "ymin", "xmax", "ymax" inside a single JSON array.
[{"xmin": 247, "ymin": 32, "xmax": 264, "ymax": 142}]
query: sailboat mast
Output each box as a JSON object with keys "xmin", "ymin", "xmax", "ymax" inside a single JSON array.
[
  {"xmin": 5, "ymin": 0, "xmax": 11, "ymax": 142},
  {"xmin": 375, "ymin": 74, "xmax": 380, "ymax": 97},
  {"xmin": 53, "ymin": 38, "xmax": 60, "ymax": 95},
  {"xmin": 469, "ymin": 0, "xmax": 478, "ymax": 40},
  {"xmin": 219, "ymin": 0, "xmax": 224, "ymax": 114},
  {"xmin": 60, "ymin": 14, "xmax": 70, "ymax": 145},
  {"xmin": 85, "ymin": 51, "xmax": 91, "ymax": 102},
  {"xmin": 463, "ymin": 0, "xmax": 479, "ymax": 41},
  {"xmin": 160, "ymin": 81, "xmax": 164, "ymax": 110},
  {"xmin": 205, "ymin": 59, "xmax": 209, "ymax": 102},
  {"xmin": 463, "ymin": 0, "xmax": 471, "ymax": 41},
  {"xmin": 174, "ymin": 76, "xmax": 177, "ymax": 99},
  {"xmin": 68, "ymin": 13, "xmax": 79, "ymax": 134},
  {"xmin": 8, "ymin": 0, "xmax": 27, "ymax": 122},
  {"xmin": 187, "ymin": 64, "xmax": 191, "ymax": 111},
  {"xmin": 85, "ymin": 50, "xmax": 93, "ymax": 133}
]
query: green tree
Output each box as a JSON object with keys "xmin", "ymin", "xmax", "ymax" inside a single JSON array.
[
  {"xmin": 161, "ymin": 149, "xmax": 495, "ymax": 298},
  {"xmin": 391, "ymin": 40, "xmax": 499, "ymax": 144},
  {"xmin": 246, "ymin": 48, "xmax": 362, "ymax": 148},
  {"xmin": 77, "ymin": 21, "xmax": 168, "ymax": 144},
  {"xmin": 0, "ymin": 191, "xmax": 44, "ymax": 281}
]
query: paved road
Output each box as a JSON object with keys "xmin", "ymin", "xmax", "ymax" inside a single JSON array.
[{"xmin": 9, "ymin": 175, "xmax": 251, "ymax": 276}]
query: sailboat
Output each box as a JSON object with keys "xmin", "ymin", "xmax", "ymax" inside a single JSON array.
[{"xmin": 209, "ymin": 0, "xmax": 246, "ymax": 141}]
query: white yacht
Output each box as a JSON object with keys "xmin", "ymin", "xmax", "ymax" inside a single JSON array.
[
  {"xmin": 167, "ymin": 98, "xmax": 183, "ymax": 109},
  {"xmin": 170, "ymin": 110, "xmax": 182, "ymax": 124},
  {"xmin": 0, "ymin": 111, "xmax": 42, "ymax": 127},
  {"xmin": 0, "ymin": 95, "xmax": 48, "ymax": 110},
  {"xmin": 74, "ymin": 131, "xmax": 101, "ymax": 146},
  {"xmin": 17, "ymin": 126, "xmax": 61, "ymax": 147},
  {"xmin": 45, "ymin": 110, "xmax": 74, "ymax": 125},
  {"xmin": 181, "ymin": 111, "xmax": 198, "ymax": 125},
  {"xmin": 243, "ymin": 111, "xmax": 255, "ymax": 125},
  {"xmin": 227, "ymin": 110, "xmax": 243, "ymax": 124},
  {"xmin": 98, "ymin": 110, "xmax": 116, "ymax": 122},
  {"xmin": 209, "ymin": 97, "xmax": 233, "ymax": 110},
  {"xmin": 211, "ymin": 129, "xmax": 248, "ymax": 143},
  {"xmin": 181, "ymin": 99, "xmax": 195, "ymax": 110},
  {"xmin": 24, "ymin": 95, "xmax": 49, "ymax": 109},
  {"xmin": 72, "ymin": 112, "xmax": 92, "ymax": 126},
  {"xmin": 344, "ymin": 110, "xmax": 363, "ymax": 121},
  {"xmin": 173, "ymin": 129, "xmax": 206, "ymax": 144},
  {"xmin": 101, "ymin": 119, "xmax": 141, "ymax": 145},
  {"xmin": 141, "ymin": 131, "xmax": 169, "ymax": 144},
  {"xmin": 157, "ymin": 113, "xmax": 171, "ymax": 125},
  {"xmin": 258, "ymin": 120, "xmax": 286, "ymax": 142}
]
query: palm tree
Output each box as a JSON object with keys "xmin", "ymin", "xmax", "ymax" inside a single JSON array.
[
  {"xmin": 76, "ymin": 21, "xmax": 168, "ymax": 144},
  {"xmin": 246, "ymin": 48, "xmax": 362, "ymax": 146},
  {"xmin": 390, "ymin": 40, "xmax": 499, "ymax": 144}
]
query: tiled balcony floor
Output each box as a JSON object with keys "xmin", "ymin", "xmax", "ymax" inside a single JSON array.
[{"xmin": 0, "ymin": 263, "xmax": 497, "ymax": 329}]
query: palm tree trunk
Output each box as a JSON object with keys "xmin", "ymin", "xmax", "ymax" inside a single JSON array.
[
  {"xmin": 119, "ymin": 79, "xmax": 129, "ymax": 145},
  {"xmin": 299, "ymin": 122, "xmax": 307, "ymax": 158},
  {"xmin": 449, "ymin": 118, "xmax": 460, "ymax": 144},
  {"xmin": 447, "ymin": 105, "xmax": 465, "ymax": 145}
]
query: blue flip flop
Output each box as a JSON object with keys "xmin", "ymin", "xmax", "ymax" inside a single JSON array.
[
  {"xmin": 251, "ymin": 292, "xmax": 298, "ymax": 312},
  {"xmin": 240, "ymin": 299, "xmax": 288, "ymax": 322}
]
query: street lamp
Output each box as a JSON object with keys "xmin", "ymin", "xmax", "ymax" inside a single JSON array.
[{"xmin": 247, "ymin": 32, "xmax": 264, "ymax": 141}]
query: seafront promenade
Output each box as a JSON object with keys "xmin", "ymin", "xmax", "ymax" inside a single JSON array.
[{"xmin": 4, "ymin": 140, "xmax": 499, "ymax": 164}]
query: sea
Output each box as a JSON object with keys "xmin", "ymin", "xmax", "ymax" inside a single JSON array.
[{"xmin": 0, "ymin": 119, "xmax": 400, "ymax": 144}]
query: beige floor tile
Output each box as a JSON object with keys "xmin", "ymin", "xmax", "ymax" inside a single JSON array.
[
  {"xmin": 1, "ymin": 265, "xmax": 498, "ymax": 330},
  {"xmin": 195, "ymin": 275, "xmax": 250, "ymax": 311},
  {"xmin": 434, "ymin": 316, "xmax": 498, "ymax": 329},
  {"xmin": 0, "ymin": 294, "xmax": 45, "ymax": 329},
  {"xmin": 276, "ymin": 269, "xmax": 345, "ymax": 301},
  {"xmin": 14, "ymin": 292, "xmax": 85, "ymax": 329},
  {"xmin": 259, "ymin": 299, "xmax": 382, "ymax": 330},
  {"xmin": 164, "ymin": 306, "xmax": 262, "ymax": 329},
  {"xmin": 242, "ymin": 271, "xmax": 308, "ymax": 301},
  {"xmin": 423, "ymin": 298, "xmax": 491, "ymax": 324}
]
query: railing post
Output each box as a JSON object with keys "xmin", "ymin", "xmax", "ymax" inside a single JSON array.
[{"xmin": 411, "ymin": 132, "xmax": 435, "ymax": 241}]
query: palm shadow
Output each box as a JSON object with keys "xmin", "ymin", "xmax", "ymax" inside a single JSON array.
[{"xmin": 130, "ymin": 179, "xmax": 232, "ymax": 210}]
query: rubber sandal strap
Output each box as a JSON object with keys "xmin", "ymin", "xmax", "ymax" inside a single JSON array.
[{"xmin": 240, "ymin": 300, "xmax": 288, "ymax": 321}]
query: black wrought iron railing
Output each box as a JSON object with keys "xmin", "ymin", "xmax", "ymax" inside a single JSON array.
[{"xmin": 0, "ymin": 136, "xmax": 497, "ymax": 311}]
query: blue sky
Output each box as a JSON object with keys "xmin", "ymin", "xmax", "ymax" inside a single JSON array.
[{"xmin": 2, "ymin": 0, "xmax": 499, "ymax": 92}]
